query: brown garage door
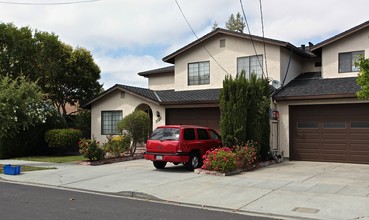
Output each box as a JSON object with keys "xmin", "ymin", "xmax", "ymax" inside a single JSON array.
[
  {"xmin": 290, "ymin": 104, "xmax": 369, "ymax": 164},
  {"xmin": 166, "ymin": 107, "xmax": 220, "ymax": 132}
]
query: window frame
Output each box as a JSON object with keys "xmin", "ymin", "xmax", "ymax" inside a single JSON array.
[
  {"xmin": 188, "ymin": 61, "xmax": 210, "ymax": 86},
  {"xmin": 101, "ymin": 110, "xmax": 123, "ymax": 135},
  {"xmin": 338, "ymin": 50, "xmax": 364, "ymax": 73},
  {"xmin": 237, "ymin": 55, "xmax": 263, "ymax": 79}
]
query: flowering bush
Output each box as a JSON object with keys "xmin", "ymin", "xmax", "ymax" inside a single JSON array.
[
  {"xmin": 103, "ymin": 135, "xmax": 131, "ymax": 158},
  {"xmin": 233, "ymin": 144, "xmax": 257, "ymax": 170},
  {"xmin": 201, "ymin": 141, "xmax": 258, "ymax": 173},
  {"xmin": 202, "ymin": 147, "xmax": 237, "ymax": 173},
  {"xmin": 78, "ymin": 138, "xmax": 105, "ymax": 161}
]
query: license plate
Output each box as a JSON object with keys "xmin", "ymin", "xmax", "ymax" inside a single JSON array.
[{"xmin": 156, "ymin": 155, "xmax": 163, "ymax": 160}]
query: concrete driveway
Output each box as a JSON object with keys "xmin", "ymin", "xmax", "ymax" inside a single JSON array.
[{"xmin": 1, "ymin": 159, "xmax": 369, "ymax": 220}]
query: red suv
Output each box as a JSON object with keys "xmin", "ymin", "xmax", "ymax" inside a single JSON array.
[{"xmin": 144, "ymin": 125, "xmax": 222, "ymax": 171}]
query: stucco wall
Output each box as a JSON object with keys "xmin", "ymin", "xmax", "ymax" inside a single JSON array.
[
  {"xmin": 148, "ymin": 73, "xmax": 174, "ymax": 90},
  {"xmin": 173, "ymin": 34, "xmax": 282, "ymax": 91},
  {"xmin": 280, "ymin": 47, "xmax": 303, "ymax": 86},
  {"xmin": 322, "ymin": 28, "xmax": 369, "ymax": 78},
  {"xmin": 276, "ymin": 99, "xmax": 369, "ymax": 158},
  {"xmin": 90, "ymin": 90, "xmax": 165, "ymax": 144}
]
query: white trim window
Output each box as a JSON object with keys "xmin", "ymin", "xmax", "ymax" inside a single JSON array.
[
  {"xmin": 339, "ymin": 51, "xmax": 364, "ymax": 73},
  {"xmin": 101, "ymin": 111, "xmax": 122, "ymax": 135},
  {"xmin": 237, "ymin": 55, "xmax": 263, "ymax": 78},
  {"xmin": 188, "ymin": 61, "xmax": 210, "ymax": 85}
]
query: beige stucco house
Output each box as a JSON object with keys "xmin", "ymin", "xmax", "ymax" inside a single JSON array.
[{"xmin": 84, "ymin": 20, "xmax": 369, "ymax": 164}]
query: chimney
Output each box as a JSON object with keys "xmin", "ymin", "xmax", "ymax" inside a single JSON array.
[{"xmin": 301, "ymin": 44, "xmax": 305, "ymax": 51}]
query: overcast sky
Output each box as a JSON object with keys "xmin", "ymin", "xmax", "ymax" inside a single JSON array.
[{"xmin": 0, "ymin": 0, "xmax": 368, "ymax": 89}]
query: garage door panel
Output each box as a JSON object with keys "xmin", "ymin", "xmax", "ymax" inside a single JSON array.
[
  {"xmin": 166, "ymin": 107, "xmax": 220, "ymax": 132},
  {"xmin": 295, "ymin": 143, "xmax": 320, "ymax": 150},
  {"xmin": 349, "ymin": 143, "xmax": 369, "ymax": 151},
  {"xmin": 321, "ymin": 132, "xmax": 347, "ymax": 140},
  {"xmin": 290, "ymin": 104, "xmax": 369, "ymax": 164},
  {"xmin": 321, "ymin": 143, "xmax": 346, "ymax": 151},
  {"xmin": 349, "ymin": 133, "xmax": 369, "ymax": 141},
  {"xmin": 296, "ymin": 132, "xmax": 320, "ymax": 140}
]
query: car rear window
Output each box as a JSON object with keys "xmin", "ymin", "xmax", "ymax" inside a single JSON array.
[{"xmin": 150, "ymin": 128, "xmax": 180, "ymax": 141}]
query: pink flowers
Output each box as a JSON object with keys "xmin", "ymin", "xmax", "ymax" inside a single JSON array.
[{"xmin": 201, "ymin": 142, "xmax": 258, "ymax": 173}]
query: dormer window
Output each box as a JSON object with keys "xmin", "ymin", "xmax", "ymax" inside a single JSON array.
[{"xmin": 339, "ymin": 51, "xmax": 364, "ymax": 73}]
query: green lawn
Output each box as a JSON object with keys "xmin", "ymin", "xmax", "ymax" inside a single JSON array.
[
  {"xmin": 14, "ymin": 155, "xmax": 85, "ymax": 163},
  {"xmin": 0, "ymin": 164, "xmax": 56, "ymax": 173}
]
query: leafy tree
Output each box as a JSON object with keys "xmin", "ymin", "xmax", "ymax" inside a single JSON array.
[
  {"xmin": 117, "ymin": 110, "xmax": 150, "ymax": 156},
  {"xmin": 356, "ymin": 56, "xmax": 369, "ymax": 99},
  {"xmin": 0, "ymin": 22, "xmax": 103, "ymax": 117},
  {"xmin": 225, "ymin": 12, "xmax": 246, "ymax": 33},
  {"xmin": 0, "ymin": 75, "xmax": 51, "ymax": 139}
]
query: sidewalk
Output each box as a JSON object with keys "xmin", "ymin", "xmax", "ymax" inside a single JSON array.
[{"xmin": 1, "ymin": 159, "xmax": 369, "ymax": 220}]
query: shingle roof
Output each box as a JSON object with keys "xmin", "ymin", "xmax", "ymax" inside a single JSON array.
[
  {"xmin": 82, "ymin": 84, "xmax": 221, "ymax": 109},
  {"xmin": 156, "ymin": 89, "xmax": 221, "ymax": 104},
  {"xmin": 138, "ymin": 66, "xmax": 174, "ymax": 77},
  {"xmin": 274, "ymin": 76, "xmax": 360, "ymax": 101},
  {"xmin": 163, "ymin": 28, "xmax": 312, "ymax": 64}
]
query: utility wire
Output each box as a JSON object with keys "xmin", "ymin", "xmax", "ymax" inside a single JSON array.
[
  {"xmin": 174, "ymin": 0, "xmax": 232, "ymax": 77},
  {"xmin": 0, "ymin": 0, "xmax": 101, "ymax": 5},
  {"xmin": 259, "ymin": 0, "xmax": 268, "ymax": 78},
  {"xmin": 239, "ymin": 0, "xmax": 266, "ymax": 79}
]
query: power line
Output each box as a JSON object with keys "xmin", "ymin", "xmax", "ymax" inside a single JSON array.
[
  {"xmin": 259, "ymin": 0, "xmax": 268, "ymax": 78},
  {"xmin": 174, "ymin": 0, "xmax": 232, "ymax": 77},
  {"xmin": 0, "ymin": 0, "xmax": 101, "ymax": 5},
  {"xmin": 239, "ymin": 0, "xmax": 266, "ymax": 79}
]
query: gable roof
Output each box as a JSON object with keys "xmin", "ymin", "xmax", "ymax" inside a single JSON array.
[
  {"xmin": 138, "ymin": 66, "xmax": 174, "ymax": 77},
  {"xmin": 82, "ymin": 84, "xmax": 221, "ymax": 109},
  {"xmin": 311, "ymin": 20, "xmax": 369, "ymax": 51},
  {"xmin": 162, "ymin": 28, "xmax": 311, "ymax": 64},
  {"xmin": 273, "ymin": 76, "xmax": 360, "ymax": 101}
]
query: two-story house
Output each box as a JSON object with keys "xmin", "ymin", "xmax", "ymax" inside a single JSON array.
[{"xmin": 84, "ymin": 20, "xmax": 369, "ymax": 164}]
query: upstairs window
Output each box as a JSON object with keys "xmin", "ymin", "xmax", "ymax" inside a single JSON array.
[
  {"xmin": 188, "ymin": 61, "xmax": 210, "ymax": 85},
  {"xmin": 237, "ymin": 55, "xmax": 263, "ymax": 78},
  {"xmin": 101, "ymin": 111, "xmax": 122, "ymax": 135},
  {"xmin": 339, "ymin": 51, "xmax": 364, "ymax": 73}
]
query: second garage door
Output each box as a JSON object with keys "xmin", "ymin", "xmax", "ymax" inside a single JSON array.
[
  {"xmin": 290, "ymin": 104, "xmax": 369, "ymax": 164},
  {"xmin": 166, "ymin": 107, "xmax": 220, "ymax": 132}
]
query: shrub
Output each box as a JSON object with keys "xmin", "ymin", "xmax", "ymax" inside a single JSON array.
[
  {"xmin": 202, "ymin": 147, "xmax": 237, "ymax": 173},
  {"xmin": 103, "ymin": 135, "xmax": 131, "ymax": 158},
  {"xmin": 45, "ymin": 128, "xmax": 83, "ymax": 153},
  {"xmin": 117, "ymin": 110, "xmax": 150, "ymax": 156},
  {"xmin": 201, "ymin": 141, "xmax": 258, "ymax": 173},
  {"xmin": 233, "ymin": 143, "xmax": 257, "ymax": 169},
  {"xmin": 0, "ymin": 108, "xmax": 67, "ymax": 159},
  {"xmin": 78, "ymin": 138, "xmax": 105, "ymax": 161}
]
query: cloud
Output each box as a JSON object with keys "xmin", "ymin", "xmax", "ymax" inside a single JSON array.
[
  {"xmin": 94, "ymin": 53, "xmax": 167, "ymax": 89},
  {"xmin": 0, "ymin": 0, "xmax": 368, "ymax": 89}
]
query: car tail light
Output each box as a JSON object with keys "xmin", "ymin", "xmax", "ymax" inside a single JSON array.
[{"xmin": 177, "ymin": 142, "xmax": 183, "ymax": 152}]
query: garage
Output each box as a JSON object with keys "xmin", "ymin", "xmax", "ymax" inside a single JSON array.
[
  {"xmin": 290, "ymin": 104, "xmax": 369, "ymax": 164},
  {"xmin": 165, "ymin": 107, "xmax": 220, "ymax": 132}
]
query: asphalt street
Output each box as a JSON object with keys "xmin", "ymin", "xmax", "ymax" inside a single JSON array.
[{"xmin": 0, "ymin": 181, "xmax": 272, "ymax": 220}]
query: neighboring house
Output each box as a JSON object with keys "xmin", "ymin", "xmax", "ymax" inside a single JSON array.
[
  {"xmin": 83, "ymin": 20, "xmax": 369, "ymax": 164},
  {"xmin": 274, "ymin": 20, "xmax": 369, "ymax": 164}
]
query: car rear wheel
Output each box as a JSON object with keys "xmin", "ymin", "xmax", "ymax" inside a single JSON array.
[
  {"xmin": 185, "ymin": 152, "xmax": 202, "ymax": 171},
  {"xmin": 153, "ymin": 161, "xmax": 167, "ymax": 169}
]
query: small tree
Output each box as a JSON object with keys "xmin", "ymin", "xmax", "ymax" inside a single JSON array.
[
  {"xmin": 0, "ymin": 75, "xmax": 50, "ymax": 139},
  {"xmin": 356, "ymin": 55, "xmax": 369, "ymax": 99},
  {"xmin": 117, "ymin": 110, "xmax": 150, "ymax": 156},
  {"xmin": 225, "ymin": 12, "xmax": 246, "ymax": 33}
]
